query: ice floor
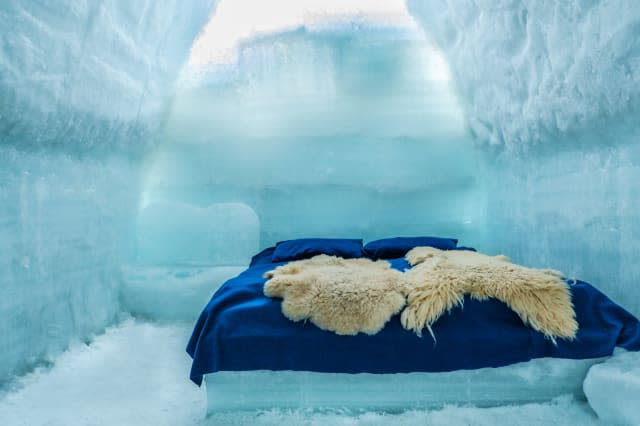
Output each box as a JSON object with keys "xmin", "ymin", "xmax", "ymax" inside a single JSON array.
[{"xmin": 0, "ymin": 319, "xmax": 606, "ymax": 426}]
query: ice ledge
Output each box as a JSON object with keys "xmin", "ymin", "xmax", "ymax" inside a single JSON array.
[{"xmin": 121, "ymin": 265, "xmax": 246, "ymax": 322}]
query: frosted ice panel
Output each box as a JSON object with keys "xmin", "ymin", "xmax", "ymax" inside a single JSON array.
[
  {"xmin": 147, "ymin": 27, "xmax": 479, "ymax": 248},
  {"xmin": 477, "ymin": 139, "xmax": 640, "ymax": 317},
  {"xmin": 135, "ymin": 202, "xmax": 259, "ymax": 265}
]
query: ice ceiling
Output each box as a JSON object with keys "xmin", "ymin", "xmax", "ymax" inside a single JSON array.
[
  {"xmin": 0, "ymin": 0, "xmax": 639, "ymax": 385},
  {"xmin": 188, "ymin": 0, "xmax": 415, "ymax": 66}
]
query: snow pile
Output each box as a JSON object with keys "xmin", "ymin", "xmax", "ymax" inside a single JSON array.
[
  {"xmin": 584, "ymin": 349, "xmax": 640, "ymax": 425},
  {"xmin": 407, "ymin": 0, "xmax": 640, "ymax": 148}
]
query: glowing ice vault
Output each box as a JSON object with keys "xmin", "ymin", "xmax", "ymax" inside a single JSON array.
[{"xmin": 142, "ymin": 0, "xmax": 476, "ymax": 250}]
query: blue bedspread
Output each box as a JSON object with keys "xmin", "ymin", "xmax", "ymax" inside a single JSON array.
[{"xmin": 187, "ymin": 258, "xmax": 640, "ymax": 386}]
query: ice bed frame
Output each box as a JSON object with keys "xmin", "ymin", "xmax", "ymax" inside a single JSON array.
[
  {"xmin": 203, "ymin": 357, "xmax": 604, "ymax": 414},
  {"xmin": 191, "ymin": 237, "xmax": 619, "ymax": 415}
]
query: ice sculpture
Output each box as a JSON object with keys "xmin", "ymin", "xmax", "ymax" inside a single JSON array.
[{"xmin": 0, "ymin": 0, "xmax": 218, "ymax": 383}]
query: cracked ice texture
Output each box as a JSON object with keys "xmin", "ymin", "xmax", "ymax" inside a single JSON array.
[
  {"xmin": 0, "ymin": 0, "xmax": 218, "ymax": 383},
  {"xmin": 407, "ymin": 0, "xmax": 640, "ymax": 148}
]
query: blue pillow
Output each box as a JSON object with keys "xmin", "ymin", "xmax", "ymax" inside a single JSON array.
[
  {"xmin": 271, "ymin": 238, "xmax": 364, "ymax": 262},
  {"xmin": 250, "ymin": 246, "xmax": 276, "ymax": 267},
  {"xmin": 364, "ymin": 236, "xmax": 458, "ymax": 260}
]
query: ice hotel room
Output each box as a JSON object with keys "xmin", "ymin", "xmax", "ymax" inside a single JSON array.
[{"xmin": 1, "ymin": 0, "xmax": 640, "ymax": 425}]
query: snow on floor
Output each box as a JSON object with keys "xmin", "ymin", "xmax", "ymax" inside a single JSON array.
[
  {"xmin": 0, "ymin": 319, "xmax": 206, "ymax": 426},
  {"xmin": 0, "ymin": 319, "xmax": 604, "ymax": 426}
]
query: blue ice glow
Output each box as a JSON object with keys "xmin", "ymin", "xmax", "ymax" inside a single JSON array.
[{"xmin": 145, "ymin": 25, "xmax": 477, "ymax": 247}]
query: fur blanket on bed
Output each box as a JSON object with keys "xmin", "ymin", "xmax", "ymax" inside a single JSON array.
[
  {"xmin": 401, "ymin": 247, "xmax": 578, "ymax": 343},
  {"xmin": 263, "ymin": 248, "xmax": 578, "ymax": 342},
  {"xmin": 264, "ymin": 255, "xmax": 405, "ymax": 335}
]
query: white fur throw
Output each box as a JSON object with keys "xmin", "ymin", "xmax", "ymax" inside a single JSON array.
[
  {"xmin": 402, "ymin": 247, "xmax": 578, "ymax": 343},
  {"xmin": 263, "ymin": 255, "xmax": 405, "ymax": 335},
  {"xmin": 263, "ymin": 248, "xmax": 578, "ymax": 342}
]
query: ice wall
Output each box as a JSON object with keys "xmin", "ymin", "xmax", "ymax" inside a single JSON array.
[
  {"xmin": 406, "ymin": 0, "xmax": 640, "ymax": 148},
  {"xmin": 408, "ymin": 0, "xmax": 640, "ymax": 314},
  {"xmin": 0, "ymin": 148, "xmax": 137, "ymax": 382},
  {"xmin": 0, "ymin": 0, "xmax": 216, "ymax": 155},
  {"xmin": 0, "ymin": 0, "xmax": 217, "ymax": 384},
  {"xmin": 146, "ymin": 26, "xmax": 481, "ymax": 247}
]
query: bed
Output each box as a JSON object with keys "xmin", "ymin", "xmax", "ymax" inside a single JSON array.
[{"xmin": 186, "ymin": 238, "xmax": 640, "ymax": 413}]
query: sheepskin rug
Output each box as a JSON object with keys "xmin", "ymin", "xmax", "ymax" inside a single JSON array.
[
  {"xmin": 401, "ymin": 247, "xmax": 578, "ymax": 343},
  {"xmin": 263, "ymin": 255, "xmax": 405, "ymax": 335}
]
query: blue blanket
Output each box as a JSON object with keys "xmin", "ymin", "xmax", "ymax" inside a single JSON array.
[{"xmin": 187, "ymin": 258, "xmax": 640, "ymax": 386}]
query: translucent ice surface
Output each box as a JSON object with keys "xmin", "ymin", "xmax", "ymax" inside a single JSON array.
[
  {"xmin": 477, "ymin": 142, "xmax": 640, "ymax": 316},
  {"xmin": 145, "ymin": 25, "xmax": 481, "ymax": 246},
  {"xmin": 135, "ymin": 201, "xmax": 259, "ymax": 265},
  {"xmin": 0, "ymin": 148, "xmax": 138, "ymax": 384},
  {"xmin": 121, "ymin": 266, "xmax": 246, "ymax": 322}
]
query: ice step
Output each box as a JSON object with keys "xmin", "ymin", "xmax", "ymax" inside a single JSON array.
[{"xmin": 121, "ymin": 265, "xmax": 245, "ymax": 322}]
